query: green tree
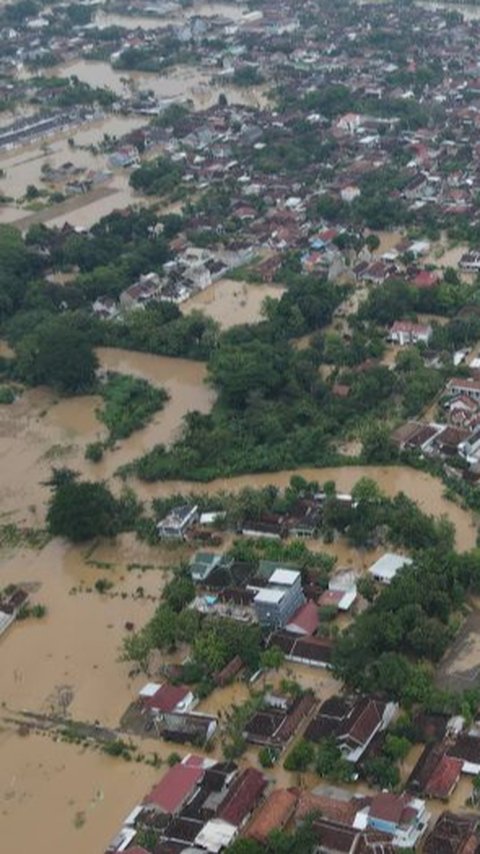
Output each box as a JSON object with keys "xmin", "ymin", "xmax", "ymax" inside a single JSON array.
[
  {"xmin": 284, "ymin": 738, "xmax": 315, "ymax": 772},
  {"xmin": 47, "ymin": 480, "xmax": 117, "ymax": 541},
  {"xmin": 17, "ymin": 322, "xmax": 98, "ymax": 393}
]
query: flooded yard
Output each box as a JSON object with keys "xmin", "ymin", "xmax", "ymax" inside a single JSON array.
[{"xmin": 182, "ymin": 279, "xmax": 285, "ymax": 328}]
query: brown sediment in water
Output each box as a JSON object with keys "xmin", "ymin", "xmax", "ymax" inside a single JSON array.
[
  {"xmin": 182, "ymin": 279, "xmax": 285, "ymax": 328},
  {"xmin": 0, "ymin": 729, "xmax": 159, "ymax": 854}
]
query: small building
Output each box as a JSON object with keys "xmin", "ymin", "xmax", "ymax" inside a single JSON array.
[
  {"xmin": 285, "ymin": 600, "xmax": 319, "ymax": 635},
  {"xmin": 368, "ymin": 552, "xmax": 413, "ymax": 585},
  {"xmin": 389, "ymin": 320, "xmax": 432, "ymax": 346},
  {"xmin": 216, "ymin": 768, "xmax": 267, "ymax": 828},
  {"xmin": 139, "ymin": 682, "xmax": 195, "ymax": 717},
  {"xmin": 268, "ymin": 630, "xmax": 333, "ymax": 668},
  {"xmin": 359, "ymin": 792, "xmax": 430, "ymax": 848},
  {"xmin": 252, "ymin": 568, "xmax": 305, "ymax": 628},
  {"xmin": 305, "ymin": 695, "xmax": 398, "ymax": 763},
  {"xmin": 246, "ymin": 788, "xmax": 298, "ymax": 843},
  {"xmin": 143, "ymin": 754, "xmax": 213, "ymax": 814},
  {"xmin": 459, "ymin": 251, "xmax": 480, "ymax": 273},
  {"xmin": 448, "ymin": 733, "xmax": 480, "ymax": 775},
  {"xmin": 447, "ymin": 377, "xmax": 480, "ymax": 403},
  {"xmin": 157, "ymin": 505, "xmax": 199, "ymax": 540},
  {"xmin": 423, "ymin": 811, "xmax": 480, "ymax": 854},
  {"xmin": 190, "ymin": 551, "xmax": 231, "ymax": 583}
]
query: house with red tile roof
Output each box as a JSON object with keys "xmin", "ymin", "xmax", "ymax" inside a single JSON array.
[
  {"xmin": 285, "ymin": 600, "xmax": 319, "ymax": 635},
  {"xmin": 217, "ymin": 768, "xmax": 267, "ymax": 827},
  {"xmin": 143, "ymin": 755, "xmax": 212, "ymax": 814},
  {"xmin": 423, "ymin": 811, "xmax": 480, "ymax": 854},
  {"xmin": 389, "ymin": 320, "xmax": 432, "ymax": 346},
  {"xmin": 361, "ymin": 792, "xmax": 430, "ymax": 848},
  {"xmin": 305, "ymin": 695, "xmax": 397, "ymax": 763},
  {"xmin": 246, "ymin": 788, "xmax": 298, "ymax": 843},
  {"xmin": 139, "ymin": 682, "xmax": 195, "ymax": 716}
]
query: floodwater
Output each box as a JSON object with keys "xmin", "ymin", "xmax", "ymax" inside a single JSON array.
[
  {"xmin": 0, "ymin": 730, "xmax": 158, "ymax": 854},
  {"xmin": 95, "ymin": 0, "xmax": 248, "ymax": 29},
  {"xmin": 0, "ymin": 347, "xmax": 214, "ymax": 520},
  {"xmin": 182, "ymin": 279, "xmax": 285, "ymax": 328},
  {"xmin": 0, "ymin": 113, "xmax": 146, "ymax": 224},
  {"xmin": 53, "ymin": 58, "xmax": 268, "ymax": 110}
]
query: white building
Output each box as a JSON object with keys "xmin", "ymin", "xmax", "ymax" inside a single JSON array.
[{"xmin": 368, "ymin": 553, "xmax": 413, "ymax": 585}]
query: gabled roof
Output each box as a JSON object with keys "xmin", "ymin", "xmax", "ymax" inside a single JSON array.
[
  {"xmin": 246, "ymin": 788, "xmax": 298, "ymax": 842},
  {"xmin": 144, "ymin": 758, "xmax": 205, "ymax": 814},
  {"xmin": 425, "ymin": 755, "xmax": 462, "ymax": 800},
  {"xmin": 145, "ymin": 684, "xmax": 191, "ymax": 713},
  {"xmin": 217, "ymin": 768, "xmax": 267, "ymax": 827},
  {"xmin": 285, "ymin": 600, "xmax": 319, "ymax": 635},
  {"xmin": 423, "ymin": 811, "xmax": 480, "ymax": 854},
  {"xmin": 340, "ymin": 698, "xmax": 385, "ymax": 749}
]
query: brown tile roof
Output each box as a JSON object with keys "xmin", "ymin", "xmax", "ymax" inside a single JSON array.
[
  {"xmin": 449, "ymin": 734, "xmax": 480, "ymax": 765},
  {"xmin": 285, "ymin": 600, "xmax": 319, "ymax": 635},
  {"xmin": 425, "ymin": 755, "xmax": 463, "ymax": 800},
  {"xmin": 246, "ymin": 788, "xmax": 298, "ymax": 842},
  {"xmin": 217, "ymin": 768, "xmax": 267, "ymax": 827},
  {"xmin": 423, "ymin": 812, "xmax": 480, "ymax": 854},
  {"xmin": 369, "ymin": 792, "xmax": 409, "ymax": 824},
  {"xmin": 294, "ymin": 790, "xmax": 368, "ymax": 826},
  {"xmin": 340, "ymin": 697, "xmax": 384, "ymax": 749}
]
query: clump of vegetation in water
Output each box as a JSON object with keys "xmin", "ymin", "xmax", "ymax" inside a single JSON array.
[
  {"xmin": 0, "ymin": 523, "xmax": 49, "ymax": 550},
  {"xmin": 96, "ymin": 372, "xmax": 169, "ymax": 443},
  {"xmin": 17, "ymin": 603, "xmax": 47, "ymax": 620},
  {"xmin": 103, "ymin": 738, "xmax": 136, "ymax": 760},
  {"xmin": 0, "ymin": 385, "xmax": 15, "ymax": 404},
  {"xmin": 94, "ymin": 577, "xmax": 114, "ymax": 594},
  {"xmin": 85, "ymin": 441, "xmax": 104, "ymax": 463}
]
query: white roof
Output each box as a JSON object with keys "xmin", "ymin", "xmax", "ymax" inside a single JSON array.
[
  {"xmin": 199, "ymin": 511, "xmax": 226, "ymax": 525},
  {"xmin": 269, "ymin": 568, "xmax": 300, "ymax": 586},
  {"xmin": 255, "ymin": 588, "xmax": 285, "ymax": 604},
  {"xmin": 338, "ymin": 589, "xmax": 357, "ymax": 611},
  {"xmin": 139, "ymin": 682, "xmax": 161, "ymax": 698},
  {"xmin": 195, "ymin": 819, "xmax": 236, "ymax": 853},
  {"xmin": 369, "ymin": 552, "xmax": 413, "ymax": 582}
]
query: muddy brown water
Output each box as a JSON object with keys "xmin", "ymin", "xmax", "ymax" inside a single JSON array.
[
  {"xmin": 182, "ymin": 279, "xmax": 285, "ymax": 328},
  {"xmin": 96, "ymin": 0, "xmax": 248, "ymax": 29},
  {"xmin": 0, "ymin": 729, "xmax": 159, "ymax": 854}
]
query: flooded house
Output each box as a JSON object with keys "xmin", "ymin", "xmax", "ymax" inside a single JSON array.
[
  {"xmin": 0, "ymin": 585, "xmax": 29, "ymax": 638},
  {"xmin": 305, "ymin": 695, "xmax": 398, "ymax": 764},
  {"xmin": 249, "ymin": 567, "xmax": 305, "ymax": 629},
  {"xmin": 243, "ymin": 690, "xmax": 316, "ymax": 750},
  {"xmin": 157, "ymin": 504, "xmax": 199, "ymax": 540}
]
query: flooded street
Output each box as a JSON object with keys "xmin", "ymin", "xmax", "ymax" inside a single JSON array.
[{"xmin": 182, "ymin": 279, "xmax": 285, "ymax": 328}]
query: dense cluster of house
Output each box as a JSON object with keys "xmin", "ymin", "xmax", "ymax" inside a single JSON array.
[
  {"xmin": 107, "ymin": 701, "xmax": 480, "ymax": 853},
  {"xmin": 392, "ymin": 358, "xmax": 480, "ymax": 476}
]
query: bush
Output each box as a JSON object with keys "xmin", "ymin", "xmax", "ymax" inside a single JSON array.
[
  {"xmin": 0, "ymin": 386, "xmax": 14, "ymax": 404},
  {"xmin": 85, "ymin": 441, "xmax": 104, "ymax": 462}
]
